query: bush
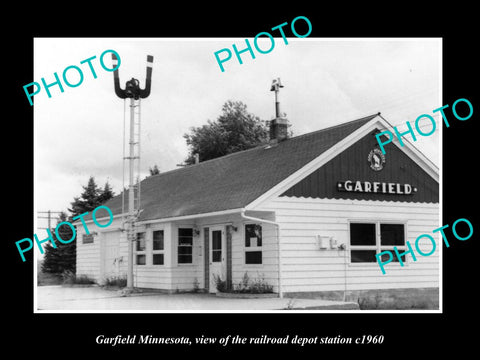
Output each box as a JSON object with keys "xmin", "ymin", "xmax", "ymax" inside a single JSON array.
[
  {"xmin": 233, "ymin": 272, "xmax": 273, "ymax": 294},
  {"xmin": 75, "ymin": 275, "xmax": 96, "ymax": 285},
  {"xmin": 213, "ymin": 274, "xmax": 227, "ymax": 292},
  {"xmin": 103, "ymin": 275, "xmax": 127, "ymax": 288},
  {"xmin": 214, "ymin": 272, "xmax": 274, "ymax": 294},
  {"xmin": 248, "ymin": 275, "xmax": 273, "ymax": 294},
  {"xmin": 193, "ymin": 278, "xmax": 200, "ymax": 293},
  {"xmin": 62, "ymin": 270, "xmax": 95, "ymax": 285}
]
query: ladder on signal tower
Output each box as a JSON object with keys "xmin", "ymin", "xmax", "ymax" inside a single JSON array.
[
  {"xmin": 132, "ymin": 98, "xmax": 142, "ymax": 212},
  {"xmin": 121, "ymin": 98, "xmax": 142, "ymax": 232}
]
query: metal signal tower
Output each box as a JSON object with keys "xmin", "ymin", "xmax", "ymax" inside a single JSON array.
[{"xmin": 112, "ymin": 53, "xmax": 153, "ymax": 290}]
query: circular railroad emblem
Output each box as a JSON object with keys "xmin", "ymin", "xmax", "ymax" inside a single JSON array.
[{"xmin": 368, "ymin": 148, "xmax": 385, "ymax": 171}]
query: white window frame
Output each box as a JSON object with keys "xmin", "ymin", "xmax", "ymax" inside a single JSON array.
[
  {"xmin": 135, "ymin": 231, "xmax": 147, "ymax": 266},
  {"xmin": 348, "ymin": 220, "xmax": 408, "ymax": 266},
  {"xmin": 177, "ymin": 227, "xmax": 194, "ymax": 265},
  {"xmin": 244, "ymin": 223, "xmax": 263, "ymax": 265},
  {"xmin": 152, "ymin": 229, "xmax": 165, "ymax": 266}
]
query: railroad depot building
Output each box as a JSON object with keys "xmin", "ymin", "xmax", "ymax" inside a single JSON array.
[{"xmin": 75, "ymin": 113, "xmax": 439, "ymax": 299}]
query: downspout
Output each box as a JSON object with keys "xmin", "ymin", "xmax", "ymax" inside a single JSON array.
[{"xmin": 240, "ymin": 210, "xmax": 283, "ymax": 298}]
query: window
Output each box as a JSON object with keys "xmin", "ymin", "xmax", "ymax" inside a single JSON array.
[
  {"xmin": 178, "ymin": 228, "xmax": 193, "ymax": 264},
  {"xmin": 136, "ymin": 254, "xmax": 146, "ymax": 265},
  {"xmin": 136, "ymin": 232, "xmax": 146, "ymax": 251},
  {"xmin": 380, "ymin": 223, "xmax": 406, "ymax": 262},
  {"xmin": 349, "ymin": 222, "xmax": 406, "ymax": 264},
  {"xmin": 350, "ymin": 223, "xmax": 376, "ymax": 262},
  {"xmin": 212, "ymin": 230, "xmax": 222, "ymax": 262},
  {"xmin": 152, "ymin": 230, "xmax": 164, "ymax": 265},
  {"xmin": 136, "ymin": 232, "xmax": 146, "ymax": 265},
  {"xmin": 245, "ymin": 224, "xmax": 262, "ymax": 264}
]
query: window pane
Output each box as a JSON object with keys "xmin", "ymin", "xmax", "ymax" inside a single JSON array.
[
  {"xmin": 212, "ymin": 250, "xmax": 221, "ymax": 262},
  {"xmin": 380, "ymin": 224, "xmax": 405, "ymax": 246},
  {"xmin": 350, "ymin": 250, "xmax": 377, "ymax": 263},
  {"xmin": 350, "ymin": 223, "xmax": 376, "ymax": 246},
  {"xmin": 178, "ymin": 228, "xmax": 193, "ymax": 264},
  {"xmin": 179, "ymin": 237, "xmax": 192, "ymax": 246},
  {"xmin": 178, "ymin": 247, "xmax": 192, "ymax": 256},
  {"xmin": 153, "ymin": 254, "xmax": 164, "ymax": 265},
  {"xmin": 212, "ymin": 231, "xmax": 222, "ymax": 250},
  {"xmin": 136, "ymin": 254, "xmax": 146, "ymax": 265},
  {"xmin": 380, "ymin": 250, "xmax": 406, "ymax": 263},
  {"xmin": 179, "ymin": 228, "xmax": 193, "ymax": 237},
  {"xmin": 245, "ymin": 251, "xmax": 262, "ymax": 264},
  {"xmin": 178, "ymin": 255, "xmax": 192, "ymax": 264},
  {"xmin": 245, "ymin": 224, "xmax": 262, "ymax": 247},
  {"xmin": 153, "ymin": 230, "xmax": 164, "ymax": 250},
  {"xmin": 136, "ymin": 233, "xmax": 146, "ymax": 251},
  {"xmin": 178, "ymin": 246, "xmax": 192, "ymax": 264}
]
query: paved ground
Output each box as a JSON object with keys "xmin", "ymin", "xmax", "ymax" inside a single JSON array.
[{"xmin": 36, "ymin": 286, "xmax": 359, "ymax": 311}]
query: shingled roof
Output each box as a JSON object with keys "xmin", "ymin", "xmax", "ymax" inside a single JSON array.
[{"xmin": 101, "ymin": 114, "xmax": 378, "ymax": 222}]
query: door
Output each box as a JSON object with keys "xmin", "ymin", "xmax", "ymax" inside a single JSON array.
[
  {"xmin": 209, "ymin": 227, "xmax": 226, "ymax": 293},
  {"xmin": 103, "ymin": 232, "xmax": 120, "ymax": 277}
]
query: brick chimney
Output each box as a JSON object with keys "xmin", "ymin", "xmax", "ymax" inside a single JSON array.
[
  {"xmin": 269, "ymin": 118, "xmax": 289, "ymax": 143},
  {"xmin": 269, "ymin": 78, "xmax": 289, "ymax": 144}
]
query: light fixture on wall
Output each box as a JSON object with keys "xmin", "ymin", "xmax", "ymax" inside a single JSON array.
[{"xmin": 193, "ymin": 228, "xmax": 200, "ymax": 237}]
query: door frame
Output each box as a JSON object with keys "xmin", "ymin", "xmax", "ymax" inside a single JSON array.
[{"xmin": 208, "ymin": 226, "xmax": 226, "ymax": 293}]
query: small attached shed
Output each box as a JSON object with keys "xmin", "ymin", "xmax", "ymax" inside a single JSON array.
[{"xmin": 75, "ymin": 113, "xmax": 439, "ymax": 299}]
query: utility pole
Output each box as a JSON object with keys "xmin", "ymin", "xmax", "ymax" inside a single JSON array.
[
  {"xmin": 37, "ymin": 210, "xmax": 63, "ymax": 230},
  {"xmin": 112, "ymin": 54, "xmax": 153, "ymax": 291}
]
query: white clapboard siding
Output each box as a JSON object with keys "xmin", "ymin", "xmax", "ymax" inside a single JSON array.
[
  {"xmin": 76, "ymin": 241, "xmax": 101, "ymax": 280},
  {"xmin": 258, "ymin": 197, "xmax": 440, "ymax": 293},
  {"xmin": 76, "ymin": 226, "xmax": 101, "ymax": 281},
  {"xmin": 134, "ymin": 267, "xmax": 173, "ymax": 290},
  {"xmin": 171, "ymin": 266, "xmax": 203, "ymax": 290},
  {"xmin": 76, "ymin": 217, "xmax": 128, "ymax": 283},
  {"xmin": 230, "ymin": 220, "xmax": 280, "ymax": 293}
]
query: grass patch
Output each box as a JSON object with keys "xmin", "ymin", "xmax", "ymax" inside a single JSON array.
[
  {"xmin": 37, "ymin": 260, "xmax": 63, "ymax": 286},
  {"xmin": 37, "ymin": 271, "xmax": 63, "ymax": 286},
  {"xmin": 357, "ymin": 289, "xmax": 439, "ymax": 310},
  {"xmin": 62, "ymin": 270, "xmax": 96, "ymax": 285}
]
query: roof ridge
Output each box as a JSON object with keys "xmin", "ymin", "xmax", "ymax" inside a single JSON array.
[
  {"xmin": 286, "ymin": 113, "xmax": 380, "ymax": 142},
  {"xmin": 146, "ymin": 113, "xmax": 379, "ymax": 180},
  {"xmin": 146, "ymin": 142, "xmax": 270, "ymax": 180}
]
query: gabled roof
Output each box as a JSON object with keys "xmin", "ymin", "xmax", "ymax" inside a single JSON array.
[{"xmin": 100, "ymin": 114, "xmax": 379, "ymax": 222}]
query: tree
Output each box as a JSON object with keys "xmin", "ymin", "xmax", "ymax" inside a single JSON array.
[
  {"xmin": 42, "ymin": 176, "xmax": 115, "ymax": 274},
  {"xmin": 148, "ymin": 164, "xmax": 160, "ymax": 176},
  {"xmin": 69, "ymin": 177, "xmax": 103, "ymax": 217},
  {"xmin": 42, "ymin": 211, "xmax": 75, "ymax": 274},
  {"xmin": 98, "ymin": 181, "xmax": 114, "ymax": 204},
  {"xmin": 183, "ymin": 100, "xmax": 269, "ymax": 165}
]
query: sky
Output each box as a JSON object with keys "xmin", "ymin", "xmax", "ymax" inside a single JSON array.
[{"xmin": 34, "ymin": 37, "xmax": 441, "ymax": 230}]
